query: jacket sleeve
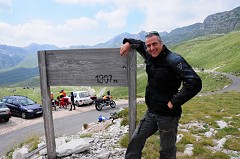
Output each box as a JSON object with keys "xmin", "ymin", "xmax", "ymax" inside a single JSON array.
[
  {"xmin": 169, "ymin": 54, "xmax": 202, "ymax": 107},
  {"xmin": 123, "ymin": 38, "xmax": 147, "ymax": 59}
]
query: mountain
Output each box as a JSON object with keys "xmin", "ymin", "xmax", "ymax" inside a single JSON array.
[
  {"xmin": 70, "ymin": 6, "xmax": 240, "ymax": 48},
  {"xmin": 0, "ymin": 45, "xmax": 29, "ymax": 70},
  {"xmin": 0, "ymin": 67, "xmax": 39, "ymax": 86},
  {"xmin": 163, "ymin": 6, "xmax": 240, "ymax": 45},
  {"xmin": 23, "ymin": 43, "xmax": 60, "ymax": 55},
  {"xmin": 0, "ymin": 6, "xmax": 239, "ymax": 86},
  {"xmin": 203, "ymin": 6, "xmax": 240, "ymax": 33},
  {"xmin": 0, "ymin": 43, "xmax": 60, "ymax": 71}
]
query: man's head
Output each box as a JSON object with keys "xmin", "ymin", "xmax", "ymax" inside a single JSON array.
[{"xmin": 145, "ymin": 31, "xmax": 163, "ymax": 58}]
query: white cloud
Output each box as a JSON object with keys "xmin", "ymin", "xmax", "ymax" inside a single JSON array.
[
  {"xmin": 0, "ymin": 0, "xmax": 11, "ymax": 13},
  {"xmin": 54, "ymin": 0, "xmax": 109, "ymax": 5},
  {"xmin": 60, "ymin": 17, "xmax": 98, "ymax": 31},
  {"xmin": 0, "ymin": 18, "xmax": 100, "ymax": 47},
  {"xmin": 128, "ymin": 0, "xmax": 240, "ymax": 32},
  {"xmin": 95, "ymin": 8, "xmax": 128, "ymax": 28}
]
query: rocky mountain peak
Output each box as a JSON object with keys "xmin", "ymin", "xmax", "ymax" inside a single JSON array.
[{"xmin": 203, "ymin": 6, "xmax": 240, "ymax": 33}]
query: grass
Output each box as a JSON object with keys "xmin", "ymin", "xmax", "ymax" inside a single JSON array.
[
  {"xmin": 5, "ymin": 135, "xmax": 40, "ymax": 159},
  {"xmin": 171, "ymin": 31, "xmax": 240, "ymax": 76},
  {"xmin": 79, "ymin": 133, "xmax": 93, "ymax": 138},
  {"xmin": 118, "ymin": 91, "xmax": 240, "ymax": 158}
]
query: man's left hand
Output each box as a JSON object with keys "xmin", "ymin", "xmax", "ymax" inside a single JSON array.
[{"xmin": 168, "ymin": 101, "xmax": 173, "ymax": 109}]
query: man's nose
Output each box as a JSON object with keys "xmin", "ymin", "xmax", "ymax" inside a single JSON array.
[{"xmin": 150, "ymin": 45, "xmax": 155, "ymax": 50}]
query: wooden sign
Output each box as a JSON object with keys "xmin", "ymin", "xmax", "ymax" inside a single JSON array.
[
  {"xmin": 38, "ymin": 48, "xmax": 128, "ymax": 86},
  {"xmin": 38, "ymin": 48, "xmax": 136, "ymax": 159}
]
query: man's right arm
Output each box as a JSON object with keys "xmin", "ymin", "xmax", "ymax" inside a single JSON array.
[{"xmin": 120, "ymin": 38, "xmax": 147, "ymax": 58}]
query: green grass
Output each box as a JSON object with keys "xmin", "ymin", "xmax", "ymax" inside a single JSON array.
[
  {"xmin": 171, "ymin": 31, "xmax": 240, "ymax": 76},
  {"xmin": 79, "ymin": 133, "xmax": 93, "ymax": 138},
  {"xmin": 118, "ymin": 91, "xmax": 240, "ymax": 158},
  {"xmin": 5, "ymin": 135, "xmax": 40, "ymax": 159}
]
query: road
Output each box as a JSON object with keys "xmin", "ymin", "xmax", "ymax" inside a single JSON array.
[
  {"xmin": 0, "ymin": 103, "xmax": 127, "ymax": 157},
  {"xmin": 199, "ymin": 72, "xmax": 240, "ymax": 96}
]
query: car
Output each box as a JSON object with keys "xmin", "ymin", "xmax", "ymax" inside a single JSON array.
[
  {"xmin": 0, "ymin": 102, "xmax": 11, "ymax": 122},
  {"xmin": 0, "ymin": 95, "xmax": 43, "ymax": 119},
  {"xmin": 72, "ymin": 91, "xmax": 93, "ymax": 106}
]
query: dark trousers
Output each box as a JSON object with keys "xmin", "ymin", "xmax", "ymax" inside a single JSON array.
[
  {"xmin": 70, "ymin": 101, "xmax": 76, "ymax": 110},
  {"xmin": 125, "ymin": 111, "xmax": 180, "ymax": 159}
]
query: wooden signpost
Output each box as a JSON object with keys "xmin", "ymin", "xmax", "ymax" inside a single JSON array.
[{"xmin": 38, "ymin": 48, "xmax": 137, "ymax": 159}]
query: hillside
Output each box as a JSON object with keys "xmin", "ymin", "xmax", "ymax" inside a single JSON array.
[
  {"xmin": 0, "ymin": 45, "xmax": 29, "ymax": 70},
  {"xmin": 0, "ymin": 67, "xmax": 39, "ymax": 86},
  {"xmin": 108, "ymin": 32, "xmax": 240, "ymax": 98},
  {"xmin": 171, "ymin": 31, "xmax": 240, "ymax": 76}
]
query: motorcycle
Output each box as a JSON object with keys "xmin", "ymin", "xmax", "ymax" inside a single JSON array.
[{"xmin": 95, "ymin": 95, "xmax": 116, "ymax": 111}]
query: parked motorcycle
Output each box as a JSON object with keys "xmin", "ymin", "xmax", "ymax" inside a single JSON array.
[{"xmin": 95, "ymin": 95, "xmax": 116, "ymax": 111}]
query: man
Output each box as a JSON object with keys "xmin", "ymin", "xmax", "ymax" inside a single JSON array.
[
  {"xmin": 120, "ymin": 31, "xmax": 202, "ymax": 159},
  {"xmin": 69, "ymin": 92, "xmax": 76, "ymax": 111}
]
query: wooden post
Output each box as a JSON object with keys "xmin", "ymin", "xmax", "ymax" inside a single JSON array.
[
  {"xmin": 38, "ymin": 51, "xmax": 56, "ymax": 159},
  {"xmin": 128, "ymin": 49, "xmax": 137, "ymax": 139}
]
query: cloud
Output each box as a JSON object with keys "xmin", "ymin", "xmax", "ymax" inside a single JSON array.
[
  {"xmin": 60, "ymin": 17, "xmax": 98, "ymax": 31},
  {"xmin": 0, "ymin": 0, "xmax": 11, "ymax": 13},
  {"xmin": 130, "ymin": 0, "xmax": 240, "ymax": 32},
  {"xmin": 95, "ymin": 8, "xmax": 128, "ymax": 28},
  {"xmin": 54, "ymin": 0, "xmax": 109, "ymax": 5},
  {"xmin": 0, "ymin": 18, "xmax": 100, "ymax": 47}
]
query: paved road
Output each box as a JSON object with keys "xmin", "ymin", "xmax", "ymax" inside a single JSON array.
[
  {"xmin": 199, "ymin": 72, "xmax": 240, "ymax": 96},
  {"xmin": 0, "ymin": 104, "xmax": 127, "ymax": 157}
]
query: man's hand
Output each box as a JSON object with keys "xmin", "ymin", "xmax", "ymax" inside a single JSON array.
[
  {"xmin": 120, "ymin": 42, "xmax": 131, "ymax": 56},
  {"xmin": 168, "ymin": 101, "xmax": 173, "ymax": 109}
]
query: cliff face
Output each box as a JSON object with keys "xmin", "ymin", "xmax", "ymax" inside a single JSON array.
[{"xmin": 203, "ymin": 6, "xmax": 240, "ymax": 33}]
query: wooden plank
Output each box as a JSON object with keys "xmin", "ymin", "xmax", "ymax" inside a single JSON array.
[
  {"xmin": 38, "ymin": 51, "xmax": 56, "ymax": 159},
  {"xmin": 42, "ymin": 48, "xmax": 128, "ymax": 86},
  {"xmin": 128, "ymin": 50, "xmax": 137, "ymax": 139}
]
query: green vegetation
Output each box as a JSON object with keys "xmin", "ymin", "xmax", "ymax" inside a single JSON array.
[
  {"xmin": 5, "ymin": 135, "xmax": 40, "ymax": 159},
  {"xmin": 79, "ymin": 133, "xmax": 93, "ymax": 138},
  {"xmin": 118, "ymin": 91, "xmax": 240, "ymax": 158},
  {"xmin": 171, "ymin": 31, "xmax": 240, "ymax": 76}
]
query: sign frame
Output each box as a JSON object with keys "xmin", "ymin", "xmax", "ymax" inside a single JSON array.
[{"xmin": 38, "ymin": 48, "xmax": 137, "ymax": 159}]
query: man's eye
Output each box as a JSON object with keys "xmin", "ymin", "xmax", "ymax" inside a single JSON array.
[{"xmin": 146, "ymin": 45, "xmax": 151, "ymax": 48}]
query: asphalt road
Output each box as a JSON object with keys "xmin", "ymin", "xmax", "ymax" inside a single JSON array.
[
  {"xmin": 199, "ymin": 72, "xmax": 240, "ymax": 96},
  {"xmin": 0, "ymin": 104, "xmax": 127, "ymax": 157}
]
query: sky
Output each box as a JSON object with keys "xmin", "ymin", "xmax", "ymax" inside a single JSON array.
[{"xmin": 0, "ymin": 0, "xmax": 240, "ymax": 48}]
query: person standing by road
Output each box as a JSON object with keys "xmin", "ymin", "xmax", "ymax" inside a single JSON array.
[
  {"xmin": 120, "ymin": 31, "xmax": 202, "ymax": 159},
  {"xmin": 69, "ymin": 92, "xmax": 76, "ymax": 111}
]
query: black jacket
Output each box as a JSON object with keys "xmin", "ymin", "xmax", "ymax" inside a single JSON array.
[{"xmin": 123, "ymin": 38, "xmax": 202, "ymax": 117}]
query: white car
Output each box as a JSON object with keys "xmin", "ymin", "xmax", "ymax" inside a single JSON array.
[{"xmin": 73, "ymin": 91, "xmax": 93, "ymax": 106}]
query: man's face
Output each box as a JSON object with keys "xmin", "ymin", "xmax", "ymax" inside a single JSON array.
[{"xmin": 145, "ymin": 35, "xmax": 163, "ymax": 58}]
